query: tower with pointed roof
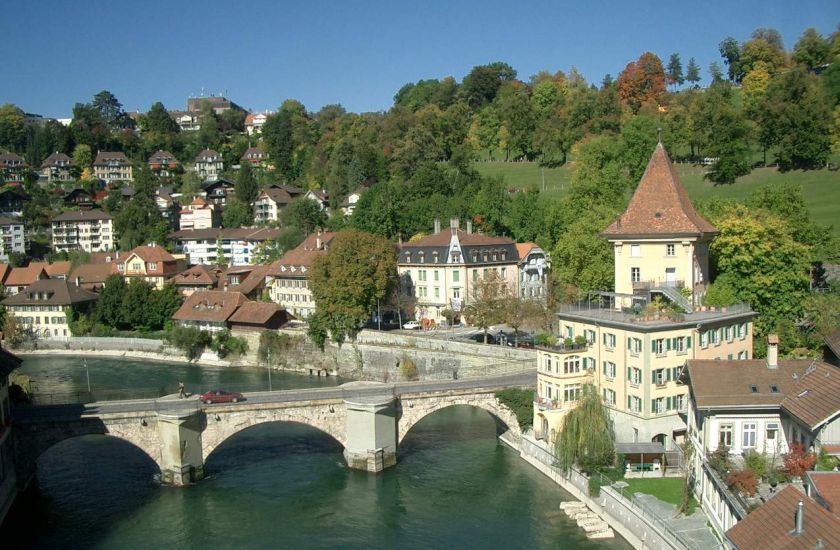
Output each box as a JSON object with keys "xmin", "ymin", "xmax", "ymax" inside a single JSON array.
[{"xmin": 602, "ymin": 143, "xmax": 717, "ymax": 307}]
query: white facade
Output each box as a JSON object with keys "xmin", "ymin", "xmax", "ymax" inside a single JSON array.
[
  {"xmin": 0, "ymin": 219, "xmax": 25, "ymax": 261},
  {"xmin": 51, "ymin": 213, "xmax": 114, "ymax": 252},
  {"xmin": 175, "ymin": 237, "xmax": 257, "ymax": 266}
]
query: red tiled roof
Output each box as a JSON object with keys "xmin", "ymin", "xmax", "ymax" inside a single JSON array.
[
  {"xmin": 515, "ymin": 242, "xmax": 539, "ymax": 259},
  {"xmin": 127, "ymin": 245, "xmax": 176, "ymax": 263},
  {"xmin": 726, "ymin": 485, "xmax": 840, "ymax": 549},
  {"xmin": 0, "ymin": 263, "xmax": 9, "ymax": 285},
  {"xmin": 172, "ymin": 290, "xmax": 247, "ymax": 323},
  {"xmin": 268, "ymin": 232, "xmax": 337, "ymax": 275},
  {"xmin": 171, "ymin": 265, "xmax": 219, "ymax": 287},
  {"xmin": 602, "ymin": 143, "xmax": 717, "ymax": 238},
  {"xmin": 5, "ymin": 265, "xmax": 48, "ymax": 287},
  {"xmin": 228, "ymin": 302, "xmax": 285, "ymax": 325},
  {"xmin": 808, "ymin": 472, "xmax": 840, "ymax": 514},
  {"xmin": 400, "ymin": 228, "xmax": 514, "ymax": 248},
  {"xmin": 2, "ymin": 279, "xmax": 99, "ymax": 306},
  {"xmin": 825, "ymin": 329, "xmax": 840, "ymax": 360},
  {"xmin": 45, "ymin": 261, "xmax": 72, "ymax": 278},
  {"xmin": 780, "ymin": 361, "xmax": 840, "ymax": 430},
  {"xmin": 69, "ymin": 263, "xmax": 118, "ymax": 285}
]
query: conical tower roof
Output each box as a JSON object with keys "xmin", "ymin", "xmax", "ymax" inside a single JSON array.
[{"xmin": 602, "ymin": 143, "xmax": 717, "ymax": 238}]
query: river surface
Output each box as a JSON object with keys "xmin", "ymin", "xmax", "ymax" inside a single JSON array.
[{"xmin": 5, "ymin": 356, "xmax": 630, "ymax": 549}]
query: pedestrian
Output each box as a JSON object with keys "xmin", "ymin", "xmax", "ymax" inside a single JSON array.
[{"xmin": 178, "ymin": 381, "xmax": 186, "ymax": 399}]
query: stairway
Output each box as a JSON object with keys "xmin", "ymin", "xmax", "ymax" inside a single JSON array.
[{"xmin": 653, "ymin": 286, "xmax": 692, "ymax": 313}]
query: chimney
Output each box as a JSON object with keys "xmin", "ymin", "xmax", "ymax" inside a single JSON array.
[
  {"xmin": 794, "ymin": 500, "xmax": 804, "ymax": 535},
  {"xmin": 466, "ymin": 220, "xmax": 473, "ymax": 234},
  {"xmin": 450, "ymin": 218, "xmax": 459, "ymax": 236},
  {"xmin": 434, "ymin": 218, "xmax": 441, "ymax": 234},
  {"xmin": 316, "ymin": 229, "xmax": 322, "ymax": 250},
  {"xmin": 767, "ymin": 334, "xmax": 779, "ymax": 369},
  {"xmin": 75, "ymin": 276, "xmax": 81, "ymax": 287}
]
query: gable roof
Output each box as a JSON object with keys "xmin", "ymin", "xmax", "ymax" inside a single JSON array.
[
  {"xmin": 172, "ymin": 290, "xmax": 247, "ymax": 323},
  {"xmin": 69, "ymin": 263, "xmax": 117, "ymax": 285},
  {"xmin": 258, "ymin": 187, "xmax": 294, "ymax": 205},
  {"xmin": 516, "ymin": 242, "xmax": 540, "ymax": 259},
  {"xmin": 0, "ymin": 263, "xmax": 9, "ymax": 285},
  {"xmin": 5, "ymin": 264, "xmax": 48, "ymax": 287},
  {"xmin": 52, "ymin": 209, "xmax": 112, "ymax": 222},
  {"xmin": 41, "ymin": 152, "xmax": 73, "ymax": 168},
  {"xmin": 779, "ymin": 361, "xmax": 840, "ymax": 430},
  {"xmin": 2, "ymin": 279, "xmax": 99, "ymax": 306},
  {"xmin": 171, "ymin": 265, "xmax": 220, "ymax": 287},
  {"xmin": 726, "ymin": 485, "xmax": 840, "ymax": 549},
  {"xmin": 268, "ymin": 232, "xmax": 337, "ymax": 275},
  {"xmin": 44, "ymin": 261, "xmax": 72, "ymax": 278},
  {"xmin": 228, "ymin": 301, "xmax": 285, "ymax": 325},
  {"xmin": 125, "ymin": 245, "xmax": 176, "ymax": 264},
  {"xmin": 228, "ymin": 264, "xmax": 270, "ymax": 296},
  {"xmin": 195, "ymin": 149, "xmax": 221, "ymax": 162},
  {"xmin": 602, "ymin": 143, "xmax": 717, "ymax": 238},
  {"xmin": 825, "ymin": 329, "xmax": 840, "ymax": 360},
  {"xmin": 807, "ymin": 472, "xmax": 840, "ymax": 513},
  {"xmin": 148, "ymin": 150, "xmax": 178, "ymax": 164},
  {"xmin": 93, "ymin": 151, "xmax": 130, "ymax": 166}
]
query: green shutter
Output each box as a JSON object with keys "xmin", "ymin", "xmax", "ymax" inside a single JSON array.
[
  {"xmin": 666, "ymin": 396, "xmax": 673, "ymax": 410},
  {"xmin": 687, "ymin": 336, "xmax": 692, "ymax": 349},
  {"xmin": 627, "ymin": 367, "xmax": 631, "ymax": 380},
  {"xmin": 652, "ymin": 370, "xmax": 657, "ymax": 384},
  {"xmin": 666, "ymin": 338, "xmax": 671, "ymax": 351},
  {"xmin": 652, "ymin": 340, "xmax": 656, "ymax": 353},
  {"xmin": 628, "ymin": 337, "xmax": 632, "ymax": 348}
]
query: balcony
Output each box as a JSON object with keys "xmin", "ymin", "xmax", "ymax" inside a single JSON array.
[
  {"xmin": 632, "ymin": 278, "xmax": 685, "ymax": 292},
  {"xmin": 534, "ymin": 397, "xmax": 566, "ymax": 412},
  {"xmin": 536, "ymin": 342, "xmax": 588, "ymax": 354}
]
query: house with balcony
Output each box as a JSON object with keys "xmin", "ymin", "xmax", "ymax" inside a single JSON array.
[
  {"xmin": 116, "ymin": 245, "xmax": 185, "ymax": 290},
  {"xmin": 534, "ymin": 143, "xmax": 755, "ymax": 451},
  {"xmin": 2, "ymin": 279, "xmax": 98, "ymax": 339},
  {"xmin": 266, "ymin": 231, "xmax": 336, "ymax": 318},
  {"xmin": 194, "ymin": 149, "xmax": 224, "ymax": 182},
  {"xmin": 201, "ymin": 178, "xmax": 235, "ymax": 207},
  {"xmin": 0, "ymin": 187, "xmax": 30, "ymax": 218},
  {"xmin": 681, "ymin": 335, "xmax": 840, "ymax": 537},
  {"xmin": 51, "ymin": 209, "xmax": 114, "ymax": 253},
  {"xmin": 148, "ymin": 150, "xmax": 179, "ymax": 177},
  {"xmin": 0, "ymin": 217, "xmax": 25, "ymax": 261},
  {"xmin": 169, "ymin": 111, "xmax": 200, "ymax": 132},
  {"xmin": 397, "ymin": 219, "xmax": 520, "ymax": 324},
  {"xmin": 240, "ymin": 147, "xmax": 269, "ymax": 168},
  {"xmin": 179, "ymin": 197, "xmax": 219, "ymax": 231},
  {"xmin": 516, "ymin": 243, "xmax": 548, "ymax": 301},
  {"xmin": 93, "ymin": 151, "xmax": 133, "ymax": 184},
  {"xmin": 63, "ymin": 188, "xmax": 94, "ymax": 209},
  {"xmin": 39, "ymin": 152, "xmax": 74, "ymax": 183},
  {"xmin": 169, "ymin": 228, "xmax": 281, "ymax": 266},
  {"xmin": 0, "ymin": 153, "xmax": 27, "ymax": 184},
  {"xmin": 304, "ymin": 189, "xmax": 330, "ymax": 211},
  {"xmin": 244, "ymin": 112, "xmax": 271, "ymax": 135},
  {"xmin": 253, "ymin": 186, "xmax": 298, "ymax": 223},
  {"xmin": 171, "ymin": 290, "xmax": 247, "ymax": 333}
]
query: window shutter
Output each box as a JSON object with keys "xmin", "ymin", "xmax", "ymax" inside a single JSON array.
[
  {"xmin": 666, "ymin": 396, "xmax": 673, "ymax": 410},
  {"xmin": 628, "ymin": 337, "xmax": 632, "ymax": 348},
  {"xmin": 627, "ymin": 367, "xmax": 631, "ymax": 380},
  {"xmin": 651, "ymin": 400, "xmax": 656, "ymax": 413},
  {"xmin": 666, "ymin": 338, "xmax": 671, "ymax": 351},
  {"xmin": 652, "ymin": 340, "xmax": 656, "ymax": 353},
  {"xmin": 687, "ymin": 336, "xmax": 692, "ymax": 349},
  {"xmin": 627, "ymin": 396, "xmax": 631, "ymax": 409},
  {"xmin": 652, "ymin": 370, "xmax": 657, "ymax": 384}
]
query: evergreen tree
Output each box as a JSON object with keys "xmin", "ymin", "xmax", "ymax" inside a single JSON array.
[
  {"xmin": 685, "ymin": 57, "xmax": 701, "ymax": 87},
  {"xmin": 235, "ymin": 160, "xmax": 258, "ymax": 204},
  {"xmin": 666, "ymin": 53, "xmax": 685, "ymax": 89}
]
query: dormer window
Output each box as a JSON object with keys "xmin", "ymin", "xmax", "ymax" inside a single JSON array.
[
  {"xmin": 419, "ymin": 252, "xmax": 425, "ymax": 264},
  {"xmin": 432, "ymin": 251, "xmax": 439, "ymax": 264},
  {"xmin": 501, "ymin": 251, "xmax": 507, "ymax": 261},
  {"xmin": 405, "ymin": 252, "xmax": 411, "ymax": 263},
  {"xmin": 492, "ymin": 253, "xmax": 498, "ymax": 261},
  {"xmin": 471, "ymin": 252, "xmax": 478, "ymax": 262}
]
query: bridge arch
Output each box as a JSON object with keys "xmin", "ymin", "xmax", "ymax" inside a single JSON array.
[
  {"xmin": 397, "ymin": 392, "xmax": 522, "ymax": 446},
  {"xmin": 200, "ymin": 403, "xmax": 347, "ymax": 460},
  {"xmin": 14, "ymin": 416, "xmax": 163, "ymax": 483}
]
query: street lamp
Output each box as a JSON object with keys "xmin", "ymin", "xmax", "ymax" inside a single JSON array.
[
  {"xmin": 84, "ymin": 357, "xmax": 91, "ymax": 395},
  {"xmin": 267, "ymin": 348, "xmax": 273, "ymax": 392}
]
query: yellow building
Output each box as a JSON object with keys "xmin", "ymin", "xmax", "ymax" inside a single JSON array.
[{"xmin": 534, "ymin": 143, "xmax": 755, "ymax": 449}]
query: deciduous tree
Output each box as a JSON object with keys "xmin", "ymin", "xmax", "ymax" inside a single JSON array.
[
  {"xmin": 616, "ymin": 52, "xmax": 666, "ymax": 113},
  {"xmin": 556, "ymin": 384, "xmax": 615, "ymax": 474}
]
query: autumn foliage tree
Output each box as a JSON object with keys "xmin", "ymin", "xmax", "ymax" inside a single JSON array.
[
  {"xmin": 783, "ymin": 442, "xmax": 817, "ymax": 478},
  {"xmin": 617, "ymin": 52, "xmax": 666, "ymax": 113}
]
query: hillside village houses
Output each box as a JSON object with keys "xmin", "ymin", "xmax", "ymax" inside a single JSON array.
[
  {"xmin": 240, "ymin": 147, "xmax": 269, "ymax": 167},
  {"xmin": 533, "ymin": 143, "xmax": 755, "ymax": 451},
  {"xmin": 266, "ymin": 231, "xmax": 336, "ymax": 318},
  {"xmin": 516, "ymin": 243, "xmax": 548, "ymax": 301},
  {"xmin": 0, "ymin": 217, "xmax": 25, "ymax": 261},
  {"xmin": 39, "ymin": 152, "xmax": 74, "ymax": 183},
  {"xmin": 116, "ymin": 245, "xmax": 185, "ymax": 290},
  {"xmin": 179, "ymin": 197, "xmax": 218, "ymax": 231},
  {"xmin": 148, "ymin": 150, "xmax": 179, "ymax": 178},
  {"xmin": 244, "ymin": 112, "xmax": 271, "ymax": 135},
  {"xmin": 92, "ymin": 151, "xmax": 133, "ymax": 184},
  {"xmin": 194, "ymin": 149, "xmax": 224, "ymax": 181},
  {"xmin": 51, "ymin": 209, "xmax": 114, "ymax": 253},
  {"xmin": 398, "ymin": 218, "xmax": 521, "ymax": 324},
  {"xmin": 0, "ymin": 153, "xmax": 27, "ymax": 184},
  {"xmin": 170, "ymin": 228, "xmax": 281, "ymax": 266},
  {"xmin": 253, "ymin": 185, "xmax": 303, "ymax": 223}
]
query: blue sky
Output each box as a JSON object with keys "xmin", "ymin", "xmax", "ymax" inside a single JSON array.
[{"xmin": 2, "ymin": 0, "xmax": 838, "ymax": 118}]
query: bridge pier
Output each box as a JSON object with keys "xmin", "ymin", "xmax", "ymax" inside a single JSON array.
[
  {"xmin": 156, "ymin": 410, "xmax": 204, "ymax": 485},
  {"xmin": 343, "ymin": 393, "xmax": 397, "ymax": 473}
]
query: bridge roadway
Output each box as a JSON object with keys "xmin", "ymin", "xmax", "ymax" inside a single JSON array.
[{"xmin": 13, "ymin": 370, "xmax": 536, "ymax": 484}]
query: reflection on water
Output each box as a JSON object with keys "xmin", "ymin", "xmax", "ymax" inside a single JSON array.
[{"xmin": 4, "ymin": 406, "xmax": 630, "ymax": 549}]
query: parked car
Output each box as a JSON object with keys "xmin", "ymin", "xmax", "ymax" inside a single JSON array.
[
  {"xmin": 200, "ymin": 390, "xmax": 244, "ymax": 404},
  {"xmin": 403, "ymin": 321, "xmax": 421, "ymax": 330},
  {"xmin": 467, "ymin": 333, "xmax": 498, "ymax": 345}
]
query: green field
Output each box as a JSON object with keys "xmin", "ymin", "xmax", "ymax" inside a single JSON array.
[{"xmin": 474, "ymin": 161, "xmax": 840, "ymax": 235}]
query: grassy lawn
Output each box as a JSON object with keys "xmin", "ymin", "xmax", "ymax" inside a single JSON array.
[
  {"xmin": 473, "ymin": 160, "xmax": 840, "ymax": 235},
  {"xmin": 618, "ymin": 477, "xmax": 698, "ymax": 515}
]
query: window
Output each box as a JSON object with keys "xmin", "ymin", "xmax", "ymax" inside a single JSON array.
[
  {"xmin": 627, "ymin": 367, "xmax": 642, "ymax": 385},
  {"xmin": 719, "ymin": 424, "xmax": 733, "ymax": 447},
  {"xmin": 652, "ymin": 397, "xmax": 665, "ymax": 414},
  {"xmin": 472, "ymin": 269, "xmax": 478, "ymax": 280},
  {"xmin": 630, "ymin": 245, "xmax": 641, "ymax": 257},
  {"xmin": 501, "ymin": 267, "xmax": 507, "ymax": 279},
  {"xmin": 434, "ymin": 287, "xmax": 440, "ymax": 299},
  {"xmin": 453, "ymin": 288, "xmax": 460, "ymax": 299},
  {"xmin": 584, "ymin": 329, "xmax": 596, "ymax": 344},
  {"xmin": 603, "ymin": 332, "xmax": 616, "ymax": 350},
  {"xmin": 631, "ymin": 267, "xmax": 640, "ymax": 283},
  {"xmin": 700, "ymin": 331, "xmax": 708, "ymax": 348},
  {"xmin": 564, "ymin": 356, "xmax": 581, "ymax": 375},
  {"xmin": 564, "ymin": 384, "xmax": 581, "ymax": 402},
  {"xmin": 766, "ymin": 423, "xmax": 779, "ymax": 447},
  {"xmin": 710, "ymin": 328, "xmax": 720, "ymax": 345},
  {"xmin": 419, "ymin": 252, "xmax": 425, "ymax": 264},
  {"xmin": 432, "ymin": 252, "xmax": 439, "ymax": 264},
  {"xmin": 628, "ymin": 337, "xmax": 642, "ymax": 356},
  {"xmin": 433, "ymin": 270, "xmax": 439, "ymax": 282},
  {"xmin": 627, "ymin": 396, "xmax": 642, "ymax": 413},
  {"xmin": 603, "ymin": 361, "xmax": 616, "ymax": 379},
  {"xmin": 742, "ymin": 423, "xmax": 756, "ymax": 449},
  {"xmin": 453, "ymin": 270, "xmax": 459, "ymax": 283},
  {"xmin": 544, "ymin": 357, "xmax": 552, "ymax": 372},
  {"xmin": 653, "ymin": 369, "xmax": 666, "ymax": 386},
  {"xmin": 666, "ymin": 243, "xmax": 676, "ymax": 256},
  {"xmin": 673, "ymin": 336, "xmax": 686, "ymax": 353},
  {"xmin": 419, "ymin": 287, "xmax": 427, "ymax": 298},
  {"xmin": 419, "ymin": 270, "xmax": 427, "ymax": 282},
  {"xmin": 738, "ymin": 323, "xmax": 747, "ymax": 339},
  {"xmin": 565, "ymin": 326, "xmax": 573, "ymax": 339},
  {"xmin": 603, "ymin": 389, "xmax": 616, "ymax": 406},
  {"xmin": 652, "ymin": 338, "xmax": 665, "ymax": 355},
  {"xmin": 724, "ymin": 325, "xmax": 733, "ymax": 342}
]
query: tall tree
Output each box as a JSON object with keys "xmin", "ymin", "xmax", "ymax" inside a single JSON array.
[
  {"xmin": 309, "ymin": 230, "xmax": 396, "ymax": 346},
  {"xmin": 286, "ymin": 197, "xmax": 328, "ymax": 234},
  {"xmin": 235, "ymin": 160, "xmax": 258, "ymax": 204},
  {"xmin": 698, "ymin": 84, "xmax": 752, "ymax": 184},
  {"xmin": 792, "ymin": 28, "xmax": 832, "ymax": 71},
  {"xmin": 616, "ymin": 52, "xmax": 666, "ymax": 113},
  {"xmin": 463, "ymin": 270, "xmax": 508, "ymax": 344},
  {"xmin": 222, "ymin": 198, "xmax": 254, "ymax": 228},
  {"xmin": 0, "ymin": 104, "xmax": 26, "ymax": 153},
  {"xmin": 666, "ymin": 53, "xmax": 685, "ymax": 89},
  {"xmin": 556, "ymin": 384, "xmax": 615, "ymax": 474},
  {"xmin": 685, "ymin": 57, "xmax": 701, "ymax": 87},
  {"xmin": 718, "ymin": 36, "xmax": 743, "ymax": 82}
]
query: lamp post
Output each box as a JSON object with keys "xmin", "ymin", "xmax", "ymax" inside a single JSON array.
[
  {"xmin": 84, "ymin": 357, "xmax": 91, "ymax": 396},
  {"xmin": 267, "ymin": 348, "xmax": 273, "ymax": 392}
]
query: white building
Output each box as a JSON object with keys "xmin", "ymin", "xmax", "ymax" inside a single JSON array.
[
  {"xmin": 51, "ymin": 209, "xmax": 114, "ymax": 252},
  {"xmin": 0, "ymin": 217, "xmax": 25, "ymax": 261},
  {"xmin": 194, "ymin": 149, "xmax": 224, "ymax": 182},
  {"xmin": 169, "ymin": 228, "xmax": 281, "ymax": 266}
]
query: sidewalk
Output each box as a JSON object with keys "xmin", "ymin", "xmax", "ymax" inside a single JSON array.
[{"xmin": 633, "ymin": 493, "xmax": 721, "ymax": 549}]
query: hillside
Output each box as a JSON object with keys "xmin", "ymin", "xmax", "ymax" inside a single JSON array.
[{"xmin": 474, "ymin": 161, "xmax": 840, "ymax": 235}]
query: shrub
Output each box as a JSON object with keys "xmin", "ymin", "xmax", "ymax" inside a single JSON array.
[
  {"xmin": 258, "ymin": 331, "xmax": 293, "ymax": 364},
  {"xmin": 588, "ymin": 475, "xmax": 602, "ymax": 497},
  {"xmin": 563, "ymin": 337, "xmax": 574, "ymax": 348},
  {"xmin": 495, "ymin": 388, "xmax": 534, "ymax": 429},
  {"xmin": 727, "ymin": 469, "xmax": 758, "ymax": 497},
  {"xmin": 166, "ymin": 325, "xmax": 211, "ymax": 361},
  {"xmin": 709, "ymin": 445, "xmax": 731, "ymax": 476},
  {"xmin": 783, "ymin": 442, "xmax": 817, "ymax": 478},
  {"xmin": 534, "ymin": 333, "xmax": 554, "ymax": 346},
  {"xmin": 398, "ymin": 354, "xmax": 418, "ymax": 381},
  {"xmin": 574, "ymin": 335, "xmax": 588, "ymax": 347},
  {"xmin": 210, "ymin": 330, "xmax": 248, "ymax": 359},
  {"xmin": 744, "ymin": 450, "xmax": 769, "ymax": 481},
  {"xmin": 816, "ymin": 450, "xmax": 840, "ymax": 471}
]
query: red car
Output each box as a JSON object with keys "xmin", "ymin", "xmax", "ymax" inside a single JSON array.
[{"xmin": 200, "ymin": 390, "xmax": 244, "ymax": 404}]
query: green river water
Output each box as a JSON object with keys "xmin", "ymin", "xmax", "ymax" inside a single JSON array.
[{"xmin": 3, "ymin": 355, "xmax": 630, "ymax": 549}]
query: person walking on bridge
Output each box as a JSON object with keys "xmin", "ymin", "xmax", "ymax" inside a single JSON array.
[{"xmin": 178, "ymin": 381, "xmax": 186, "ymax": 399}]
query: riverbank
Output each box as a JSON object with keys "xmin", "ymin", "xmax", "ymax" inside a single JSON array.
[{"xmin": 14, "ymin": 349, "xmax": 233, "ymax": 368}]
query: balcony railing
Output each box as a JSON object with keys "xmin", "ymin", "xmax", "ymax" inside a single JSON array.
[
  {"xmin": 536, "ymin": 342, "xmax": 588, "ymax": 354},
  {"xmin": 632, "ymin": 278, "xmax": 685, "ymax": 291},
  {"xmin": 534, "ymin": 397, "xmax": 565, "ymax": 411}
]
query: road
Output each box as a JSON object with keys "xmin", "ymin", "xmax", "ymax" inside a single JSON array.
[{"xmin": 14, "ymin": 370, "xmax": 537, "ymax": 422}]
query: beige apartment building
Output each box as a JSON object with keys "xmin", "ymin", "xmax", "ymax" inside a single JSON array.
[
  {"xmin": 397, "ymin": 219, "xmax": 520, "ymax": 324},
  {"xmin": 194, "ymin": 149, "xmax": 224, "ymax": 181},
  {"xmin": 93, "ymin": 151, "xmax": 133, "ymax": 183},
  {"xmin": 1, "ymin": 279, "xmax": 98, "ymax": 339},
  {"xmin": 51, "ymin": 209, "xmax": 114, "ymax": 252},
  {"xmin": 534, "ymin": 143, "xmax": 755, "ymax": 450},
  {"xmin": 267, "ymin": 231, "xmax": 336, "ymax": 318}
]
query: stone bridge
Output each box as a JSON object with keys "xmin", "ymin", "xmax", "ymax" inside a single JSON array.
[{"xmin": 13, "ymin": 372, "xmax": 532, "ymax": 486}]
